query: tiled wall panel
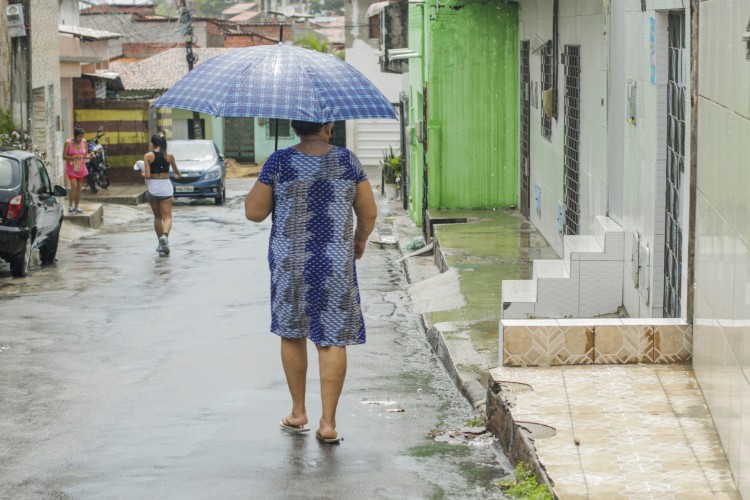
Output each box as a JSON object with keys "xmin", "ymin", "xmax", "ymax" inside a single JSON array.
[{"xmin": 694, "ymin": 1, "xmax": 750, "ymax": 493}]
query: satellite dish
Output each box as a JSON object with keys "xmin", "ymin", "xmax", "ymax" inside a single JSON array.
[{"xmin": 284, "ymin": 6, "xmax": 295, "ymax": 17}]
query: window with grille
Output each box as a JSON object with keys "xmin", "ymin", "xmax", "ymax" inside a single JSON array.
[
  {"xmin": 563, "ymin": 45, "xmax": 581, "ymax": 235},
  {"xmin": 266, "ymin": 119, "xmax": 293, "ymax": 138},
  {"xmin": 369, "ymin": 15, "xmax": 381, "ymax": 40},
  {"xmin": 541, "ymin": 42, "xmax": 553, "ymax": 141},
  {"xmin": 664, "ymin": 12, "xmax": 685, "ymax": 318}
]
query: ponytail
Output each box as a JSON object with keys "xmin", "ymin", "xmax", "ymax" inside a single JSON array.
[{"xmin": 150, "ymin": 134, "xmax": 167, "ymax": 151}]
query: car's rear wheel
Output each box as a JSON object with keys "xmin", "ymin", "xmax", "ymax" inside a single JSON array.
[
  {"xmin": 9, "ymin": 237, "xmax": 32, "ymax": 277},
  {"xmin": 214, "ymin": 186, "xmax": 225, "ymax": 206},
  {"xmin": 39, "ymin": 225, "xmax": 60, "ymax": 264}
]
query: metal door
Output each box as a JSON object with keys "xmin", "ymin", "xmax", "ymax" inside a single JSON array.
[
  {"xmin": 224, "ymin": 117, "xmax": 255, "ymax": 162},
  {"xmin": 663, "ymin": 12, "xmax": 686, "ymax": 318},
  {"xmin": 520, "ymin": 41, "xmax": 531, "ymax": 218},
  {"xmin": 563, "ymin": 45, "xmax": 581, "ymax": 235},
  {"xmin": 607, "ymin": 0, "xmax": 625, "ymax": 223}
]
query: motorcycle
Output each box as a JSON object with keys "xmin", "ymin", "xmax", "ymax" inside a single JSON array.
[{"xmin": 85, "ymin": 131, "xmax": 110, "ymax": 194}]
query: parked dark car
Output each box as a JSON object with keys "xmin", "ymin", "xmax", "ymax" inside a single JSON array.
[
  {"xmin": 0, "ymin": 150, "xmax": 67, "ymax": 277},
  {"xmin": 168, "ymin": 140, "xmax": 226, "ymax": 205}
]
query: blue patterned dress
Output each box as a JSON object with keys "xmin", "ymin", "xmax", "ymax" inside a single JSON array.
[{"xmin": 257, "ymin": 146, "xmax": 367, "ymax": 347}]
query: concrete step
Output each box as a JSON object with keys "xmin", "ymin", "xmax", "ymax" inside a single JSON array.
[{"xmin": 63, "ymin": 203, "xmax": 103, "ymax": 229}]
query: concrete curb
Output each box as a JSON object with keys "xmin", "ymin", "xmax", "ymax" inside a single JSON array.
[
  {"xmin": 63, "ymin": 204, "xmax": 104, "ymax": 229},
  {"xmin": 424, "ymin": 323, "xmax": 488, "ymax": 416}
]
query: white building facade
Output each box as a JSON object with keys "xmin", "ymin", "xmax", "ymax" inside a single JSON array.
[
  {"xmin": 510, "ymin": 0, "xmax": 692, "ymax": 320},
  {"xmin": 514, "ymin": 0, "xmax": 750, "ymax": 491},
  {"xmin": 344, "ymin": 0, "xmax": 402, "ymax": 179}
]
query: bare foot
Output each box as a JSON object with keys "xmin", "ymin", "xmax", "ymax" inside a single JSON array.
[
  {"xmin": 317, "ymin": 419, "xmax": 337, "ymax": 440},
  {"xmin": 282, "ymin": 414, "xmax": 308, "ymax": 427}
]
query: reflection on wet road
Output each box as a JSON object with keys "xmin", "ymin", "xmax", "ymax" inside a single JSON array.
[{"xmin": 0, "ymin": 179, "xmax": 509, "ymax": 499}]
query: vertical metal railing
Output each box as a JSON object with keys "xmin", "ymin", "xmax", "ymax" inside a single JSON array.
[
  {"xmin": 541, "ymin": 42, "xmax": 553, "ymax": 141},
  {"xmin": 664, "ymin": 12, "xmax": 686, "ymax": 318},
  {"xmin": 563, "ymin": 45, "xmax": 581, "ymax": 235}
]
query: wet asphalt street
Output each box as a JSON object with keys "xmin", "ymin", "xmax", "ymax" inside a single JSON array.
[{"xmin": 0, "ymin": 178, "xmax": 509, "ymax": 499}]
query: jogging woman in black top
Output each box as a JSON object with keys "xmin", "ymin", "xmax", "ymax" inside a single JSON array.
[{"xmin": 143, "ymin": 134, "xmax": 181, "ymax": 255}]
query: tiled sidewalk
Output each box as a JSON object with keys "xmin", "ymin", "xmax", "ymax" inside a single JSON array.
[
  {"xmin": 385, "ymin": 205, "xmax": 740, "ymax": 498},
  {"xmin": 489, "ymin": 364, "xmax": 739, "ymax": 498}
]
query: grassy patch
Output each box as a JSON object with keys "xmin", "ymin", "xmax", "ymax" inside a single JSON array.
[
  {"xmin": 465, "ymin": 416, "xmax": 485, "ymax": 427},
  {"xmin": 499, "ymin": 462, "xmax": 553, "ymax": 500}
]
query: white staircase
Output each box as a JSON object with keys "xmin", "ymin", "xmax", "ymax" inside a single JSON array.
[{"xmin": 502, "ymin": 216, "xmax": 625, "ymax": 319}]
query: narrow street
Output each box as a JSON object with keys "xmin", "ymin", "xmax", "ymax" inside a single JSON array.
[{"xmin": 0, "ymin": 178, "xmax": 509, "ymax": 499}]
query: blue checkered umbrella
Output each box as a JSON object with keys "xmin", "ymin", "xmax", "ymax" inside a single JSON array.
[{"xmin": 153, "ymin": 44, "xmax": 397, "ymax": 122}]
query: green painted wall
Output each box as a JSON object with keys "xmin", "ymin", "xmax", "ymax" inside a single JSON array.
[
  {"xmin": 408, "ymin": 3, "xmax": 427, "ymax": 224},
  {"xmin": 426, "ymin": 0, "xmax": 518, "ymax": 210}
]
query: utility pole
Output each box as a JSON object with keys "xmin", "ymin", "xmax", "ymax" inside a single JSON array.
[{"xmin": 177, "ymin": 0, "xmax": 203, "ymax": 139}]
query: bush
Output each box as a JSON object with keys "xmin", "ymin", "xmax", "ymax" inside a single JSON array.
[
  {"xmin": 0, "ymin": 109, "xmax": 15, "ymax": 135},
  {"xmin": 381, "ymin": 146, "xmax": 402, "ymax": 184},
  {"xmin": 499, "ymin": 462, "xmax": 553, "ymax": 500}
]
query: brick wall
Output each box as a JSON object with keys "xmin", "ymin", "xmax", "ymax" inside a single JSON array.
[
  {"xmin": 224, "ymin": 34, "xmax": 276, "ymax": 48},
  {"xmin": 122, "ymin": 42, "xmax": 182, "ymax": 59},
  {"xmin": 73, "ymin": 81, "xmax": 153, "ymax": 182}
]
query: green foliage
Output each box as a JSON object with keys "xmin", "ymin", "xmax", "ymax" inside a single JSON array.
[
  {"xmin": 381, "ymin": 146, "xmax": 402, "ymax": 184},
  {"xmin": 155, "ymin": 0, "xmax": 178, "ymax": 17},
  {"xmin": 191, "ymin": 0, "xmax": 230, "ymax": 17},
  {"xmin": 160, "ymin": 0, "xmax": 228, "ymax": 18},
  {"xmin": 293, "ymin": 34, "xmax": 343, "ymax": 60},
  {"xmin": 464, "ymin": 416, "xmax": 485, "ymax": 427},
  {"xmin": 308, "ymin": 0, "xmax": 344, "ymax": 15},
  {"xmin": 0, "ymin": 109, "xmax": 15, "ymax": 135},
  {"xmin": 499, "ymin": 462, "xmax": 553, "ymax": 500}
]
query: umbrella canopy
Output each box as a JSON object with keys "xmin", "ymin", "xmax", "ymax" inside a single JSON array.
[{"xmin": 152, "ymin": 44, "xmax": 397, "ymax": 122}]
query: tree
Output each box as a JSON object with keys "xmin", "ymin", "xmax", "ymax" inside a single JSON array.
[
  {"xmin": 293, "ymin": 34, "xmax": 343, "ymax": 60},
  {"xmin": 308, "ymin": 0, "xmax": 344, "ymax": 15},
  {"xmin": 156, "ymin": 0, "xmax": 228, "ymax": 19}
]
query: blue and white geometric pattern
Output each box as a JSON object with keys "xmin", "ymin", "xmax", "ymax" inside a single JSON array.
[
  {"xmin": 153, "ymin": 44, "xmax": 397, "ymax": 122},
  {"xmin": 258, "ymin": 146, "xmax": 367, "ymax": 346}
]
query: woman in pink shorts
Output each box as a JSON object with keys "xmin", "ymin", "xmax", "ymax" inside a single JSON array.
[{"xmin": 63, "ymin": 127, "xmax": 90, "ymax": 213}]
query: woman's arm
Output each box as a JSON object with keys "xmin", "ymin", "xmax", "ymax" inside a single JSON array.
[
  {"xmin": 143, "ymin": 152, "xmax": 153, "ymax": 179},
  {"xmin": 167, "ymin": 153, "xmax": 181, "ymax": 179},
  {"xmin": 244, "ymin": 180, "xmax": 273, "ymax": 222},
  {"xmin": 62, "ymin": 140, "xmax": 75, "ymax": 162},
  {"xmin": 353, "ymin": 180, "xmax": 377, "ymax": 260}
]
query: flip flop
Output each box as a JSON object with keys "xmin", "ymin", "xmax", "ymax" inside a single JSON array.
[
  {"xmin": 315, "ymin": 431, "xmax": 343, "ymax": 444},
  {"xmin": 280, "ymin": 419, "xmax": 310, "ymax": 434}
]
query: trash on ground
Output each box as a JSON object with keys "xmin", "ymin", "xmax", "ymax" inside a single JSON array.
[
  {"xmin": 361, "ymin": 399, "xmax": 398, "ymax": 406},
  {"xmin": 405, "ymin": 238, "xmax": 425, "ymax": 251}
]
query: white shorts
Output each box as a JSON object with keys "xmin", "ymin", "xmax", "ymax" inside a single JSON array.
[{"xmin": 147, "ymin": 178, "xmax": 173, "ymax": 200}]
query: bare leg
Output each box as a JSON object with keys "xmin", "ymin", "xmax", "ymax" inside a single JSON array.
[
  {"xmin": 149, "ymin": 197, "xmax": 164, "ymax": 238},
  {"xmin": 159, "ymin": 198, "xmax": 174, "ymax": 236},
  {"xmin": 281, "ymin": 337, "xmax": 308, "ymax": 426},
  {"xmin": 69, "ymin": 178, "xmax": 82, "ymax": 209},
  {"xmin": 316, "ymin": 345, "xmax": 347, "ymax": 439}
]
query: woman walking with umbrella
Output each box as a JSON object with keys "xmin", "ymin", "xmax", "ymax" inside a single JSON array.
[
  {"xmin": 245, "ymin": 120, "xmax": 377, "ymax": 443},
  {"xmin": 154, "ymin": 44, "xmax": 394, "ymax": 441}
]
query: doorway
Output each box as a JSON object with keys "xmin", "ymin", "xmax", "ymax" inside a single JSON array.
[{"xmin": 520, "ymin": 40, "xmax": 531, "ymax": 218}]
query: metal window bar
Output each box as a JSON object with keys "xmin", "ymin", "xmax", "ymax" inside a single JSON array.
[
  {"xmin": 563, "ymin": 45, "xmax": 581, "ymax": 235},
  {"xmin": 664, "ymin": 12, "xmax": 685, "ymax": 318},
  {"xmin": 541, "ymin": 42, "xmax": 553, "ymax": 141},
  {"xmin": 520, "ymin": 41, "xmax": 531, "ymax": 218}
]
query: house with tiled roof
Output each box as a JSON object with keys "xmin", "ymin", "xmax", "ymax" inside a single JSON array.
[{"xmin": 110, "ymin": 47, "xmax": 301, "ymax": 163}]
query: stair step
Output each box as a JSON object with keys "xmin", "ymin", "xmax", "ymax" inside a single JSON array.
[
  {"xmin": 501, "ymin": 280, "xmax": 536, "ymax": 303},
  {"xmin": 533, "ymin": 260, "xmax": 568, "ymax": 280}
]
